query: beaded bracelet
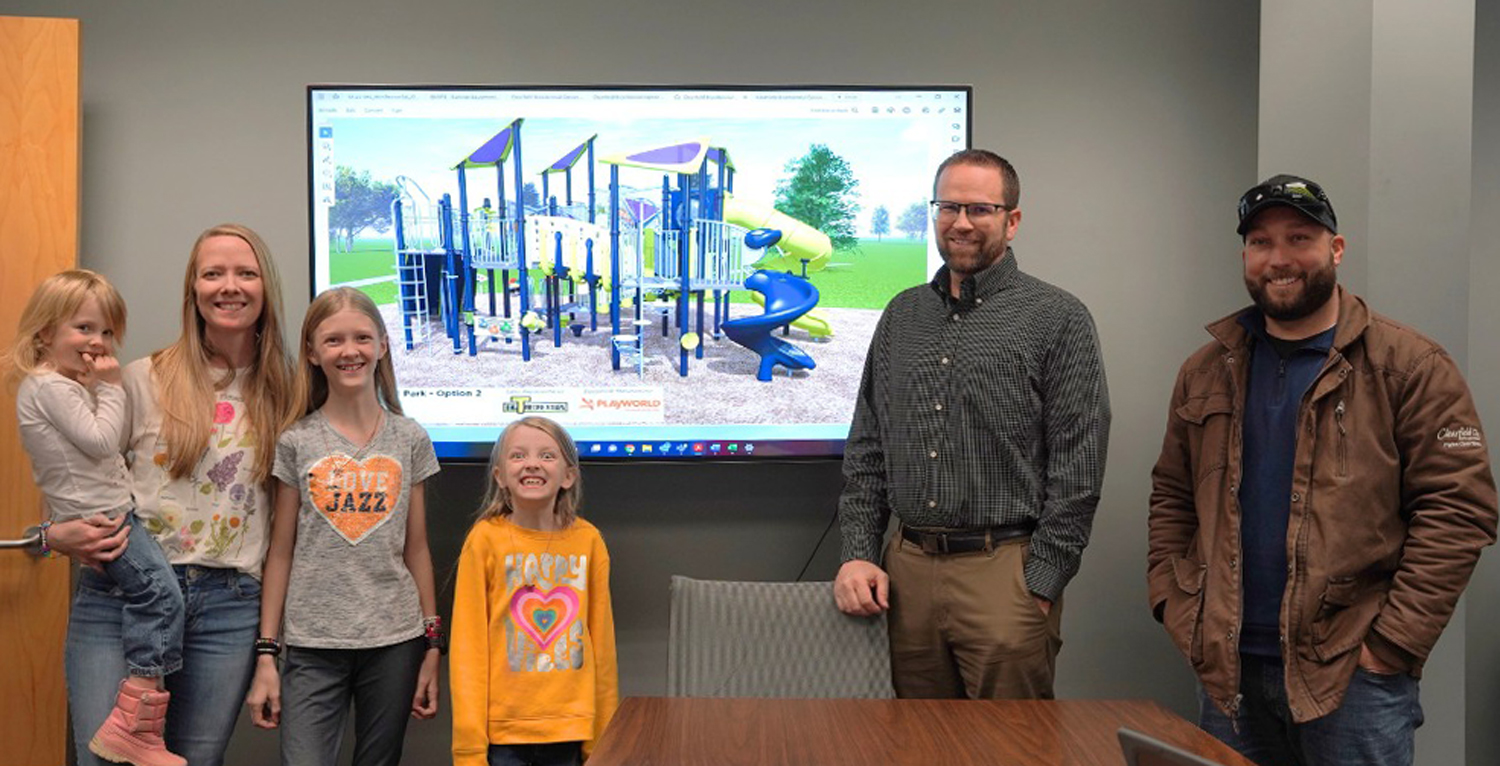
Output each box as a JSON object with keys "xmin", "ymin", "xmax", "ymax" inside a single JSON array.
[
  {"xmin": 37, "ymin": 520, "xmax": 56, "ymax": 559},
  {"xmin": 423, "ymin": 616, "xmax": 446, "ymax": 654},
  {"xmin": 254, "ymin": 637, "xmax": 282, "ymax": 657}
]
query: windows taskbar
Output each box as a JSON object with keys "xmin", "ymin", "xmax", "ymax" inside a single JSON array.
[{"xmin": 434, "ymin": 439, "xmax": 844, "ymax": 462}]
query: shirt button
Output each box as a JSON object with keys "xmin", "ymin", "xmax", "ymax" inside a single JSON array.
[
  {"xmin": 1291, "ymin": 492, "xmax": 1301, "ymax": 503},
  {"xmin": 927, "ymin": 500, "xmax": 937, "ymax": 508},
  {"xmin": 975, "ymin": 298, "xmax": 983, "ymax": 305},
  {"xmin": 929, "ymin": 450, "xmax": 938, "ymax": 459},
  {"xmin": 940, "ymin": 357, "xmax": 950, "ymax": 365},
  {"xmin": 934, "ymin": 403, "xmax": 943, "ymax": 411},
  {"xmin": 951, "ymin": 314, "xmax": 960, "ymax": 321}
]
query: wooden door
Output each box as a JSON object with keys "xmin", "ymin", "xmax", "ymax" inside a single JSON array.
[{"xmin": 0, "ymin": 15, "xmax": 80, "ymax": 766}]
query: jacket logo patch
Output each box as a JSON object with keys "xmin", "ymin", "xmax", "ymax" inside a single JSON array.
[{"xmin": 1438, "ymin": 426, "xmax": 1484, "ymax": 450}]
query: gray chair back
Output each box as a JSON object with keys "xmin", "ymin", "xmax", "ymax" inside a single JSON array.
[{"xmin": 667, "ymin": 575, "xmax": 895, "ymax": 698}]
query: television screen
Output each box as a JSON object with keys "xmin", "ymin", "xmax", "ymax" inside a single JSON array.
[{"xmin": 308, "ymin": 85, "xmax": 971, "ymax": 460}]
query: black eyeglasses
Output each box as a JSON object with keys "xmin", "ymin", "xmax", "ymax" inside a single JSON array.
[
  {"xmin": 930, "ymin": 200, "xmax": 1010, "ymax": 220},
  {"xmin": 1237, "ymin": 179, "xmax": 1330, "ymax": 219}
]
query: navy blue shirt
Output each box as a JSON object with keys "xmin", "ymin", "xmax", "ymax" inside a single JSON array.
[{"xmin": 1237, "ymin": 313, "xmax": 1335, "ymax": 657}]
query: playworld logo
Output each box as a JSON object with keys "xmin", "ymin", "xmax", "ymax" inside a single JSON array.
[
  {"xmin": 503, "ymin": 396, "xmax": 568, "ymax": 415},
  {"xmin": 579, "ymin": 396, "xmax": 664, "ymax": 412}
]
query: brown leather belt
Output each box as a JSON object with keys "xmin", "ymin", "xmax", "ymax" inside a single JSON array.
[{"xmin": 901, "ymin": 521, "xmax": 1035, "ymax": 554}]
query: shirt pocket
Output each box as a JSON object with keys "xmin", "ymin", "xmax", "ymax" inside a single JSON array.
[{"xmin": 1174, "ymin": 393, "xmax": 1235, "ymax": 488}]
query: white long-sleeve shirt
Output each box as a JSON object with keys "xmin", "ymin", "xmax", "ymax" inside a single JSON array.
[{"xmin": 17, "ymin": 371, "xmax": 132, "ymax": 520}]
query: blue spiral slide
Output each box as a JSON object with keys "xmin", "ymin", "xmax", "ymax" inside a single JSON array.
[{"xmin": 722, "ymin": 270, "xmax": 820, "ymax": 382}]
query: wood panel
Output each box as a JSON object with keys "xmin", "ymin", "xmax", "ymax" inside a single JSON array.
[
  {"xmin": 0, "ymin": 14, "xmax": 80, "ymax": 766},
  {"xmin": 589, "ymin": 697, "xmax": 1256, "ymax": 766}
]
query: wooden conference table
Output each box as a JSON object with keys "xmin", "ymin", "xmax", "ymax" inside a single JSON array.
[{"xmin": 588, "ymin": 697, "xmax": 1255, "ymax": 766}]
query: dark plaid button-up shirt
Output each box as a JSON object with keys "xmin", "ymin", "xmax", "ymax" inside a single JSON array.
[{"xmin": 838, "ymin": 250, "xmax": 1111, "ymax": 601}]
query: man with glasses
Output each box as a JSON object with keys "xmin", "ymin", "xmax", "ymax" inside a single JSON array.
[
  {"xmin": 1148, "ymin": 174, "xmax": 1497, "ymax": 765},
  {"xmin": 834, "ymin": 149, "xmax": 1110, "ymax": 700}
]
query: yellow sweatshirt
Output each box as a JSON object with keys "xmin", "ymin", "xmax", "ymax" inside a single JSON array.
[{"xmin": 450, "ymin": 516, "xmax": 619, "ymax": 766}]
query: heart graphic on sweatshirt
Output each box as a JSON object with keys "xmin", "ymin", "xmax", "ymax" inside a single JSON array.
[
  {"xmin": 307, "ymin": 454, "xmax": 401, "ymax": 544},
  {"xmin": 510, "ymin": 586, "xmax": 579, "ymax": 650}
]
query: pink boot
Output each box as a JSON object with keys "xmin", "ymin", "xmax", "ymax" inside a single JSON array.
[{"xmin": 87, "ymin": 680, "xmax": 187, "ymax": 766}]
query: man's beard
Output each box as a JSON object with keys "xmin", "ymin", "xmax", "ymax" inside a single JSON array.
[
  {"xmin": 1246, "ymin": 257, "xmax": 1338, "ymax": 323},
  {"xmin": 938, "ymin": 235, "xmax": 1007, "ymax": 277}
]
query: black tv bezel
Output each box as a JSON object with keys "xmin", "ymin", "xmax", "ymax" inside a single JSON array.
[{"xmin": 306, "ymin": 83, "xmax": 974, "ymax": 463}]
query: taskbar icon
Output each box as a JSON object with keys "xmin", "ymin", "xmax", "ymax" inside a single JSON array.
[{"xmin": 579, "ymin": 439, "xmax": 757, "ymax": 459}]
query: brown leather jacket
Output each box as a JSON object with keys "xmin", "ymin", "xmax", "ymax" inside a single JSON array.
[{"xmin": 1148, "ymin": 288, "xmax": 1496, "ymax": 722}]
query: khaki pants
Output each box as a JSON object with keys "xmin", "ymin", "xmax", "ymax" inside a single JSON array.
[{"xmin": 885, "ymin": 532, "xmax": 1063, "ymax": 699}]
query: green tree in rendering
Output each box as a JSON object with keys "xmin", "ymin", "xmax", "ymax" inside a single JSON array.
[
  {"xmin": 775, "ymin": 144, "xmax": 860, "ymax": 251},
  {"xmin": 896, "ymin": 201, "xmax": 929, "ymax": 239},
  {"xmin": 871, "ymin": 205, "xmax": 891, "ymax": 241},
  {"xmin": 329, "ymin": 166, "xmax": 398, "ymax": 252}
]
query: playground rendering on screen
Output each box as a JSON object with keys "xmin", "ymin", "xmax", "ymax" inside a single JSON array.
[{"xmin": 308, "ymin": 85, "xmax": 970, "ymax": 459}]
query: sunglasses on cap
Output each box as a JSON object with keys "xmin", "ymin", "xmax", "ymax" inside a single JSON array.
[{"xmin": 1237, "ymin": 176, "xmax": 1337, "ymax": 235}]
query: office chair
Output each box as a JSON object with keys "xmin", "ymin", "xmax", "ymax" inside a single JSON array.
[{"xmin": 667, "ymin": 575, "xmax": 895, "ymax": 698}]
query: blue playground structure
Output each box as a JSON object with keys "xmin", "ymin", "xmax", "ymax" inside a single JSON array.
[
  {"xmin": 603, "ymin": 139, "xmax": 755, "ymax": 377},
  {"xmin": 388, "ymin": 127, "xmax": 827, "ymax": 381},
  {"xmin": 392, "ymin": 119, "xmax": 535, "ymax": 358},
  {"xmin": 722, "ymin": 270, "xmax": 819, "ymax": 381}
]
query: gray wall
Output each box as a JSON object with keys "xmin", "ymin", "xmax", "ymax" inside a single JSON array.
[
  {"xmin": 1469, "ymin": 0, "xmax": 1500, "ymax": 762},
  {"xmin": 2, "ymin": 1, "xmax": 1265, "ymax": 763}
]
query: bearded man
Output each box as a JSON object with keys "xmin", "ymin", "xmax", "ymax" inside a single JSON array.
[
  {"xmin": 834, "ymin": 149, "xmax": 1111, "ymax": 699},
  {"xmin": 1147, "ymin": 174, "xmax": 1497, "ymax": 765}
]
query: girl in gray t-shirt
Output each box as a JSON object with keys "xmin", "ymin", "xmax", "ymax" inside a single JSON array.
[{"xmin": 246, "ymin": 287, "xmax": 443, "ymax": 765}]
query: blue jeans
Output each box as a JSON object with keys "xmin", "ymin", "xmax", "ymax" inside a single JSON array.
[
  {"xmin": 1199, "ymin": 652, "xmax": 1423, "ymax": 766},
  {"xmin": 67, "ymin": 564, "xmax": 261, "ymax": 766},
  {"xmin": 95, "ymin": 513, "xmax": 184, "ymax": 677},
  {"xmin": 279, "ymin": 638, "xmax": 427, "ymax": 766},
  {"xmin": 487, "ymin": 742, "xmax": 583, "ymax": 766}
]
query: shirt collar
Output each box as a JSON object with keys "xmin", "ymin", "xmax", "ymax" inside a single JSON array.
[
  {"xmin": 1236, "ymin": 310, "xmax": 1337, "ymax": 353},
  {"xmin": 929, "ymin": 248, "xmax": 1018, "ymax": 305}
]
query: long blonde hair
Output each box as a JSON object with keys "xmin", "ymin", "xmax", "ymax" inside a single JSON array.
[
  {"xmin": 290, "ymin": 286, "xmax": 402, "ymax": 420},
  {"xmin": 475, "ymin": 416, "xmax": 583, "ymax": 526},
  {"xmin": 3, "ymin": 269, "xmax": 127, "ymax": 387},
  {"xmin": 153, "ymin": 224, "xmax": 294, "ymax": 484}
]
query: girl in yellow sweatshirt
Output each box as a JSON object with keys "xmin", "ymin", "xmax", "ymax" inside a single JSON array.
[{"xmin": 451, "ymin": 416, "xmax": 618, "ymax": 766}]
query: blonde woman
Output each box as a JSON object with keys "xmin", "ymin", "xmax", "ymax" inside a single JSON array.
[{"xmin": 49, "ymin": 224, "xmax": 295, "ymax": 766}]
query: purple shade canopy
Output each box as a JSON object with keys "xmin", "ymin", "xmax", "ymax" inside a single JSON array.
[
  {"xmin": 625, "ymin": 198, "xmax": 659, "ymax": 223},
  {"xmin": 453, "ymin": 119, "xmax": 523, "ymax": 169},
  {"xmin": 601, "ymin": 138, "xmax": 717, "ymax": 173},
  {"xmin": 628, "ymin": 141, "xmax": 704, "ymax": 165},
  {"xmin": 544, "ymin": 135, "xmax": 596, "ymax": 174}
]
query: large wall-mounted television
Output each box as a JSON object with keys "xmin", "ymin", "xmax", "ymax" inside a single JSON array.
[{"xmin": 308, "ymin": 84, "xmax": 971, "ymax": 460}]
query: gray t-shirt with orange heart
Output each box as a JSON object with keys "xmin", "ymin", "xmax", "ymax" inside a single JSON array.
[{"xmin": 273, "ymin": 409, "xmax": 439, "ymax": 649}]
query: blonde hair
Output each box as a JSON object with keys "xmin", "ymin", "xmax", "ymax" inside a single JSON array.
[
  {"xmin": 475, "ymin": 416, "xmax": 583, "ymax": 526},
  {"xmin": 3, "ymin": 269, "xmax": 127, "ymax": 386},
  {"xmin": 153, "ymin": 224, "xmax": 295, "ymax": 484},
  {"xmin": 291, "ymin": 286, "xmax": 402, "ymax": 420}
]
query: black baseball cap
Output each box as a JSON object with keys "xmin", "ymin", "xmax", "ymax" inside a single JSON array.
[{"xmin": 1236, "ymin": 174, "xmax": 1338, "ymax": 236}]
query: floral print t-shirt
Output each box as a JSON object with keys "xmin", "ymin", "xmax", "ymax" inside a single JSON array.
[{"xmin": 122, "ymin": 357, "xmax": 270, "ymax": 577}]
